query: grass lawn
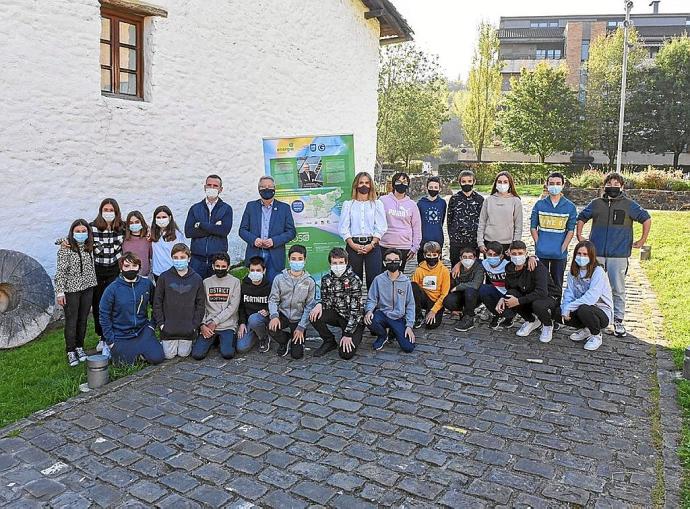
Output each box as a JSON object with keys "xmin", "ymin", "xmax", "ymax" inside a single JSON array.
[
  {"xmin": 637, "ymin": 210, "xmax": 690, "ymax": 505},
  {"xmin": 450, "ymin": 184, "xmax": 545, "ymax": 197}
]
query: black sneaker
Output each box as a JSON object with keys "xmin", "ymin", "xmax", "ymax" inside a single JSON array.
[
  {"xmin": 489, "ymin": 315, "xmax": 501, "ymax": 330},
  {"xmin": 414, "ymin": 317, "xmax": 424, "ymax": 329},
  {"xmin": 455, "ymin": 315, "xmax": 475, "ymax": 332},
  {"xmin": 259, "ymin": 336, "xmax": 271, "ymax": 353},
  {"xmin": 277, "ymin": 340, "xmax": 291, "ymax": 357},
  {"xmin": 75, "ymin": 347, "xmax": 87, "ymax": 362},
  {"xmin": 499, "ymin": 316, "xmax": 514, "ymax": 329},
  {"xmin": 313, "ymin": 341, "xmax": 337, "ymax": 357},
  {"xmin": 67, "ymin": 351, "xmax": 79, "ymax": 367}
]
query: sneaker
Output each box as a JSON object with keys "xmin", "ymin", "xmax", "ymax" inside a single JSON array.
[
  {"xmin": 455, "ymin": 315, "xmax": 475, "ymax": 332},
  {"xmin": 67, "ymin": 351, "xmax": 79, "ymax": 367},
  {"xmin": 277, "ymin": 339, "xmax": 291, "ymax": 357},
  {"xmin": 516, "ymin": 319, "xmax": 542, "ymax": 337},
  {"xmin": 75, "ymin": 347, "xmax": 87, "ymax": 362},
  {"xmin": 613, "ymin": 320, "xmax": 627, "ymax": 337},
  {"xmin": 489, "ymin": 315, "xmax": 501, "ymax": 330},
  {"xmin": 539, "ymin": 325, "xmax": 553, "ymax": 343},
  {"xmin": 478, "ymin": 305, "xmax": 492, "ymax": 322},
  {"xmin": 414, "ymin": 317, "xmax": 424, "ymax": 329},
  {"xmin": 96, "ymin": 340, "xmax": 105, "ymax": 352},
  {"xmin": 372, "ymin": 336, "xmax": 389, "ymax": 351},
  {"xmin": 259, "ymin": 336, "xmax": 271, "ymax": 353},
  {"xmin": 313, "ymin": 341, "xmax": 337, "ymax": 357},
  {"xmin": 584, "ymin": 334, "xmax": 603, "ymax": 351},
  {"xmin": 499, "ymin": 316, "xmax": 514, "ymax": 329},
  {"xmin": 569, "ymin": 328, "xmax": 591, "ymax": 342}
]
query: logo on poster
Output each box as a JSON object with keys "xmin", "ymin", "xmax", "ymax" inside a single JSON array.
[{"xmin": 291, "ymin": 200, "xmax": 305, "ymax": 213}]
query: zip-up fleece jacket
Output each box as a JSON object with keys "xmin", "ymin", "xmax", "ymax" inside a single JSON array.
[
  {"xmin": 305, "ymin": 266, "xmax": 363, "ymax": 335},
  {"xmin": 366, "ymin": 271, "xmax": 415, "ymax": 328},
  {"xmin": 202, "ymin": 274, "xmax": 241, "ymax": 332},
  {"xmin": 561, "ymin": 265, "xmax": 614, "ymax": 324},
  {"xmin": 449, "ymin": 260, "xmax": 485, "ymax": 293},
  {"xmin": 577, "ymin": 192, "xmax": 650, "ymax": 258},
  {"xmin": 99, "ymin": 275, "xmax": 155, "ymax": 343},
  {"xmin": 412, "ymin": 262, "xmax": 451, "ymax": 313},
  {"xmin": 530, "ymin": 195, "xmax": 577, "ymax": 260},
  {"xmin": 184, "ymin": 199, "xmax": 233, "ymax": 259},
  {"xmin": 447, "ymin": 191, "xmax": 484, "ymax": 246},
  {"xmin": 477, "ymin": 194, "xmax": 523, "ymax": 248},
  {"xmin": 268, "ymin": 270, "xmax": 316, "ymax": 330},
  {"xmin": 379, "ymin": 193, "xmax": 422, "ymax": 252},
  {"xmin": 153, "ymin": 268, "xmax": 205, "ymax": 340},
  {"xmin": 54, "ymin": 244, "xmax": 98, "ymax": 296},
  {"xmin": 238, "ymin": 276, "xmax": 271, "ymax": 325},
  {"xmin": 505, "ymin": 261, "xmax": 561, "ymax": 305}
]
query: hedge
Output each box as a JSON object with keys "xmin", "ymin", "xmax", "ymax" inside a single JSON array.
[{"xmin": 438, "ymin": 162, "xmax": 577, "ymax": 185}]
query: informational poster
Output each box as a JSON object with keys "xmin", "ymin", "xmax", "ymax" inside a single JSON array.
[{"xmin": 262, "ymin": 134, "xmax": 355, "ymax": 284}]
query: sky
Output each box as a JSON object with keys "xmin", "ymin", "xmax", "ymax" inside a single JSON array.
[{"xmin": 391, "ymin": 0, "xmax": 690, "ymax": 81}]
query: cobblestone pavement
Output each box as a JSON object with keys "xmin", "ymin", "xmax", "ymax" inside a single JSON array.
[{"xmin": 0, "ymin": 197, "xmax": 681, "ymax": 508}]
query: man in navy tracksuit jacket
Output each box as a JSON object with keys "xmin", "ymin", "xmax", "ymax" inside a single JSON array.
[{"xmin": 185, "ymin": 175, "xmax": 233, "ymax": 279}]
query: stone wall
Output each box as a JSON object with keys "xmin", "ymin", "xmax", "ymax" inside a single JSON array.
[{"xmin": 564, "ymin": 188, "xmax": 690, "ymax": 211}]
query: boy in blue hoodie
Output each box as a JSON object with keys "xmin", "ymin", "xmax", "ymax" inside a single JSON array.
[
  {"xmin": 99, "ymin": 252, "xmax": 164, "ymax": 365},
  {"xmin": 416, "ymin": 177, "xmax": 447, "ymax": 263},
  {"xmin": 530, "ymin": 172, "xmax": 577, "ymax": 292},
  {"xmin": 364, "ymin": 248, "xmax": 416, "ymax": 352}
]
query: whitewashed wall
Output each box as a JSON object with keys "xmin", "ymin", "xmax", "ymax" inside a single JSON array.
[{"xmin": 0, "ymin": 0, "xmax": 380, "ymax": 274}]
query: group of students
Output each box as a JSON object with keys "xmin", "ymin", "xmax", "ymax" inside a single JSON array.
[{"xmin": 54, "ymin": 168, "xmax": 650, "ymax": 366}]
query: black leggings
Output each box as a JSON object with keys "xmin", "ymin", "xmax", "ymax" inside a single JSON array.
[
  {"xmin": 513, "ymin": 297, "xmax": 559, "ymax": 327},
  {"xmin": 93, "ymin": 265, "xmax": 119, "ymax": 338},
  {"xmin": 411, "ymin": 282, "xmax": 443, "ymax": 329},
  {"xmin": 346, "ymin": 244, "xmax": 382, "ymax": 290},
  {"xmin": 64, "ymin": 288, "xmax": 94, "ymax": 352},
  {"xmin": 564, "ymin": 305, "xmax": 609, "ymax": 335}
]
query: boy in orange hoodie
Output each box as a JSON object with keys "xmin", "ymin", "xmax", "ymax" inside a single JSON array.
[{"xmin": 411, "ymin": 241, "xmax": 451, "ymax": 329}]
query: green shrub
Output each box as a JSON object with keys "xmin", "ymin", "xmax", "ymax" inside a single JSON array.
[
  {"xmin": 382, "ymin": 161, "xmax": 424, "ymax": 173},
  {"xmin": 438, "ymin": 162, "xmax": 575, "ymax": 185},
  {"xmin": 569, "ymin": 166, "xmax": 690, "ymax": 190},
  {"xmin": 569, "ymin": 169, "xmax": 604, "ymax": 189}
]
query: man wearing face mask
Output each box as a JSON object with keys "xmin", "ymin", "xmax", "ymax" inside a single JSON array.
[
  {"xmin": 576, "ymin": 172, "xmax": 651, "ymax": 338},
  {"xmin": 380, "ymin": 172, "xmax": 422, "ymax": 272},
  {"xmin": 530, "ymin": 172, "xmax": 577, "ymax": 292},
  {"xmin": 185, "ymin": 174, "xmax": 234, "ymax": 279},
  {"xmin": 307, "ymin": 248, "xmax": 365, "ymax": 359},
  {"xmin": 411, "ymin": 242, "xmax": 450, "ymax": 330},
  {"xmin": 239, "ymin": 176, "xmax": 297, "ymax": 283},
  {"xmin": 447, "ymin": 170, "xmax": 484, "ymax": 267},
  {"xmin": 416, "ymin": 177, "xmax": 447, "ymax": 264}
]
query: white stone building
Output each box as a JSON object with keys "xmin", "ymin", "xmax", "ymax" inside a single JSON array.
[{"xmin": 0, "ymin": 0, "xmax": 412, "ymax": 274}]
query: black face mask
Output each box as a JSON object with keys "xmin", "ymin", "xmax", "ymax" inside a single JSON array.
[
  {"xmin": 425, "ymin": 257, "xmax": 439, "ymax": 267},
  {"xmin": 214, "ymin": 269, "xmax": 227, "ymax": 278},
  {"xmin": 385, "ymin": 261, "xmax": 401, "ymax": 273},
  {"xmin": 259, "ymin": 189, "xmax": 276, "ymax": 200},
  {"xmin": 461, "ymin": 184, "xmax": 474, "ymax": 193},
  {"xmin": 357, "ymin": 185, "xmax": 370, "ymax": 195},
  {"xmin": 427, "ymin": 189, "xmax": 439, "ymax": 198},
  {"xmin": 393, "ymin": 183, "xmax": 409, "ymax": 194},
  {"xmin": 122, "ymin": 269, "xmax": 139, "ymax": 281},
  {"xmin": 604, "ymin": 186, "xmax": 621, "ymax": 198}
]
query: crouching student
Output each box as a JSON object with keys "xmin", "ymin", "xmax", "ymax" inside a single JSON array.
[
  {"xmin": 268, "ymin": 245, "xmax": 316, "ymax": 359},
  {"xmin": 99, "ymin": 252, "xmax": 164, "ymax": 365},
  {"xmin": 445, "ymin": 247, "xmax": 485, "ymax": 332},
  {"xmin": 237, "ymin": 257, "xmax": 272, "ymax": 353},
  {"xmin": 307, "ymin": 248, "xmax": 365, "ymax": 359},
  {"xmin": 497, "ymin": 241, "xmax": 561, "ymax": 343},
  {"xmin": 364, "ymin": 249, "xmax": 416, "ymax": 352},
  {"xmin": 154, "ymin": 243, "xmax": 205, "ymax": 359},
  {"xmin": 411, "ymin": 241, "xmax": 450, "ymax": 330},
  {"xmin": 192, "ymin": 253, "xmax": 241, "ymax": 360},
  {"xmin": 561, "ymin": 241, "xmax": 613, "ymax": 351}
]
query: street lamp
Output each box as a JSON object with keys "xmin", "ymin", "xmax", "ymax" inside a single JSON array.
[{"xmin": 616, "ymin": 0, "xmax": 633, "ymax": 171}]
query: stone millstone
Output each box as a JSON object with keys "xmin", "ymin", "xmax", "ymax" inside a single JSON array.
[{"xmin": 0, "ymin": 249, "xmax": 54, "ymax": 349}]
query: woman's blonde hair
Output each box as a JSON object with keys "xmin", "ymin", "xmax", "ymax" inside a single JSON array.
[{"xmin": 351, "ymin": 172, "xmax": 378, "ymax": 201}]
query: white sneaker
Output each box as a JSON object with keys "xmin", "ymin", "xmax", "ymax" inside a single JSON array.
[
  {"xmin": 96, "ymin": 340, "xmax": 105, "ymax": 352},
  {"xmin": 539, "ymin": 325, "xmax": 553, "ymax": 343},
  {"xmin": 584, "ymin": 334, "xmax": 603, "ymax": 351},
  {"xmin": 569, "ymin": 328, "xmax": 590, "ymax": 342},
  {"xmin": 516, "ymin": 319, "xmax": 542, "ymax": 337}
]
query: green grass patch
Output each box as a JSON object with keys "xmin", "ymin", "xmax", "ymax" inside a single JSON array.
[
  {"xmin": 0, "ymin": 319, "xmax": 144, "ymax": 429},
  {"xmin": 450, "ymin": 184, "xmax": 545, "ymax": 197}
]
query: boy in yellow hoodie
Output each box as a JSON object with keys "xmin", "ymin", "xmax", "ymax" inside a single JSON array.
[{"xmin": 411, "ymin": 241, "xmax": 451, "ymax": 329}]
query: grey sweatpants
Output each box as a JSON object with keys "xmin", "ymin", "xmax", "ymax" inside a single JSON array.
[{"xmin": 597, "ymin": 256, "xmax": 628, "ymax": 322}]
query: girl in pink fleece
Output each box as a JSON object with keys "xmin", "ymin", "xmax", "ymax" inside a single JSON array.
[{"xmin": 380, "ymin": 172, "xmax": 422, "ymax": 272}]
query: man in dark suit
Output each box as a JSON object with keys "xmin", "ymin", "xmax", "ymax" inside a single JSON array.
[{"xmin": 239, "ymin": 176, "xmax": 297, "ymax": 282}]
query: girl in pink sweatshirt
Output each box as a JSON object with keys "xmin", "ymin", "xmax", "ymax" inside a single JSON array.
[{"xmin": 379, "ymin": 172, "xmax": 422, "ymax": 272}]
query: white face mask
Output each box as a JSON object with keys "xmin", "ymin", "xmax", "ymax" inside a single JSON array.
[
  {"xmin": 331, "ymin": 264, "xmax": 347, "ymax": 277},
  {"xmin": 511, "ymin": 255, "xmax": 527, "ymax": 266},
  {"xmin": 496, "ymin": 183, "xmax": 510, "ymax": 194},
  {"xmin": 156, "ymin": 218, "xmax": 170, "ymax": 228},
  {"xmin": 205, "ymin": 187, "xmax": 219, "ymax": 199},
  {"xmin": 102, "ymin": 211, "xmax": 116, "ymax": 222},
  {"xmin": 461, "ymin": 259, "xmax": 474, "ymax": 269}
]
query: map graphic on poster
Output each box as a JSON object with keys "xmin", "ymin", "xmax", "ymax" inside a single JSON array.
[{"xmin": 262, "ymin": 135, "xmax": 355, "ymax": 284}]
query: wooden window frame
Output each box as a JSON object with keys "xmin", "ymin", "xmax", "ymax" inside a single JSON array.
[{"xmin": 101, "ymin": 8, "xmax": 144, "ymax": 100}]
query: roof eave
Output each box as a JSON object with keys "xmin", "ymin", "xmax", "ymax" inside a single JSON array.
[{"xmin": 361, "ymin": 0, "xmax": 414, "ymax": 45}]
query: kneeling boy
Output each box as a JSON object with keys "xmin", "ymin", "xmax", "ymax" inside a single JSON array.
[{"xmin": 445, "ymin": 247, "xmax": 485, "ymax": 331}]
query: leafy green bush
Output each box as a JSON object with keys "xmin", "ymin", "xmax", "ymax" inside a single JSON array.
[
  {"xmin": 569, "ymin": 169, "xmax": 605, "ymax": 188},
  {"xmin": 569, "ymin": 166, "xmax": 690, "ymax": 190},
  {"xmin": 438, "ymin": 162, "xmax": 575, "ymax": 185},
  {"xmin": 382, "ymin": 161, "xmax": 424, "ymax": 173}
]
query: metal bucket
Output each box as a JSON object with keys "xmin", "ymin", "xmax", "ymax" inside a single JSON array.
[{"xmin": 87, "ymin": 354, "xmax": 110, "ymax": 389}]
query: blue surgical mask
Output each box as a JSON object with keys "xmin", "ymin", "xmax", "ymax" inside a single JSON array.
[
  {"xmin": 173, "ymin": 259, "xmax": 189, "ymax": 271},
  {"xmin": 547, "ymin": 185, "xmax": 563, "ymax": 196},
  {"xmin": 74, "ymin": 232, "xmax": 88, "ymax": 243},
  {"xmin": 129, "ymin": 223, "xmax": 143, "ymax": 233},
  {"xmin": 290, "ymin": 261, "xmax": 305, "ymax": 272},
  {"xmin": 487, "ymin": 256, "xmax": 501, "ymax": 267},
  {"xmin": 511, "ymin": 255, "xmax": 527, "ymax": 266},
  {"xmin": 575, "ymin": 256, "xmax": 590, "ymax": 267}
]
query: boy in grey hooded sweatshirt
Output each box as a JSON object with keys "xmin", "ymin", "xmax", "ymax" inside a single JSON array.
[{"xmin": 268, "ymin": 245, "xmax": 316, "ymax": 359}]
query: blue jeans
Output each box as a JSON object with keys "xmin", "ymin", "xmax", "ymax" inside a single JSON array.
[
  {"xmin": 237, "ymin": 312, "xmax": 269, "ymax": 353},
  {"xmin": 110, "ymin": 327, "xmax": 165, "ymax": 365},
  {"xmin": 191, "ymin": 329, "xmax": 236, "ymax": 360},
  {"xmin": 479, "ymin": 284, "xmax": 515, "ymax": 319},
  {"xmin": 541, "ymin": 258, "xmax": 567, "ymax": 292},
  {"xmin": 368, "ymin": 310, "xmax": 414, "ymax": 353}
]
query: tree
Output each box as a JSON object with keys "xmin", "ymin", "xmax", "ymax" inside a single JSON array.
[
  {"xmin": 457, "ymin": 22, "xmax": 503, "ymax": 162},
  {"xmin": 438, "ymin": 144, "xmax": 459, "ymax": 163},
  {"xmin": 377, "ymin": 43, "xmax": 449, "ymax": 169},
  {"xmin": 584, "ymin": 27, "xmax": 646, "ymax": 167},
  {"xmin": 628, "ymin": 36, "xmax": 690, "ymax": 168},
  {"xmin": 496, "ymin": 63, "xmax": 583, "ymax": 163}
]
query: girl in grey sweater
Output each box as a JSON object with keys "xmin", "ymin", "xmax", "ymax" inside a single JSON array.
[{"xmin": 477, "ymin": 171, "xmax": 523, "ymax": 254}]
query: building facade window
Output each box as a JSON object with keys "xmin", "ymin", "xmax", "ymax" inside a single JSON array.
[
  {"xmin": 581, "ymin": 40, "xmax": 590, "ymax": 62},
  {"xmin": 536, "ymin": 49, "xmax": 562, "ymax": 60},
  {"xmin": 100, "ymin": 8, "xmax": 144, "ymax": 99},
  {"xmin": 530, "ymin": 20, "xmax": 559, "ymax": 28}
]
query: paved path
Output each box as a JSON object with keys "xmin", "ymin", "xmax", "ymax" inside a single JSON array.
[{"xmin": 0, "ymin": 197, "xmax": 681, "ymax": 508}]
